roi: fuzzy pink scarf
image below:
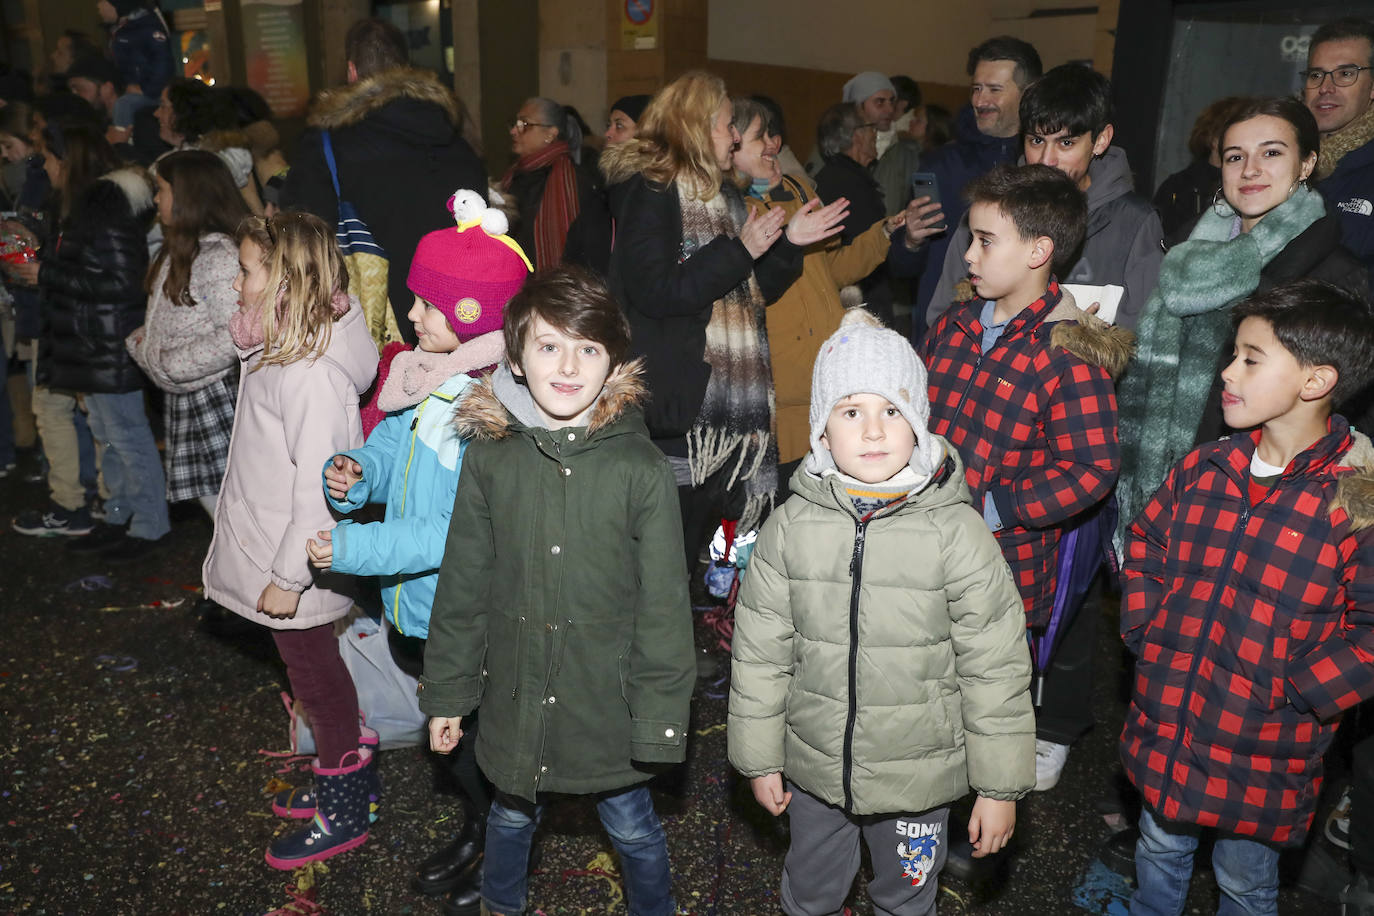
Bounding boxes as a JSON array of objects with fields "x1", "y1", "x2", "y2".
[
  {"x1": 375, "y1": 329, "x2": 505, "y2": 412},
  {"x1": 230, "y1": 288, "x2": 351, "y2": 351}
]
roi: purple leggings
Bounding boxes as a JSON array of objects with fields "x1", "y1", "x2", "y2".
[{"x1": 273, "y1": 624, "x2": 361, "y2": 768}]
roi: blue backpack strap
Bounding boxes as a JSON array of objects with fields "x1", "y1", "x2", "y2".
[{"x1": 321, "y1": 130, "x2": 342, "y2": 199}]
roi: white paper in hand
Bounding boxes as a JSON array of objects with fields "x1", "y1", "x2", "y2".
[{"x1": 1061, "y1": 283, "x2": 1124, "y2": 325}]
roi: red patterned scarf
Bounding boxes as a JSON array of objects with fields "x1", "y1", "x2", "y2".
[{"x1": 502, "y1": 140, "x2": 580, "y2": 272}]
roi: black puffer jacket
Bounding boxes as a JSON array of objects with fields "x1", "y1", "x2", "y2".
[{"x1": 37, "y1": 167, "x2": 154, "y2": 394}]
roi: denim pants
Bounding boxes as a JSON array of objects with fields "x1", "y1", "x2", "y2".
[
  {"x1": 483, "y1": 785, "x2": 675, "y2": 915},
  {"x1": 82, "y1": 391, "x2": 169, "y2": 539},
  {"x1": 1131, "y1": 807, "x2": 1280, "y2": 916}
]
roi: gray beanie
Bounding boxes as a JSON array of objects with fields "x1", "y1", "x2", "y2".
[
  {"x1": 806, "y1": 309, "x2": 943, "y2": 477},
  {"x1": 842, "y1": 71, "x2": 896, "y2": 105}
]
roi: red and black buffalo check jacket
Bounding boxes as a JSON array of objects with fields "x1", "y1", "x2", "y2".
[
  {"x1": 920, "y1": 282, "x2": 1126, "y2": 628},
  {"x1": 1120, "y1": 418, "x2": 1374, "y2": 845}
]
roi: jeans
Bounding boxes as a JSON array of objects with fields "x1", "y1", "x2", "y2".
[
  {"x1": 483, "y1": 785, "x2": 675, "y2": 915},
  {"x1": 1131, "y1": 807, "x2": 1280, "y2": 916},
  {"x1": 83, "y1": 391, "x2": 169, "y2": 539}
]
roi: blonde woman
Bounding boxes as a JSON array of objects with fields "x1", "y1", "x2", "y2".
[{"x1": 601, "y1": 71, "x2": 848, "y2": 561}]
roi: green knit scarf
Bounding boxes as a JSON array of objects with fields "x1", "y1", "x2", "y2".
[{"x1": 1115, "y1": 184, "x2": 1327, "y2": 548}]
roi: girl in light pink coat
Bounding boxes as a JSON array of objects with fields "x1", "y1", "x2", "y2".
[{"x1": 202, "y1": 211, "x2": 379, "y2": 870}]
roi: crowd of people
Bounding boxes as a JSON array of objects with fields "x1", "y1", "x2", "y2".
[{"x1": 5, "y1": 5, "x2": 1374, "y2": 915}]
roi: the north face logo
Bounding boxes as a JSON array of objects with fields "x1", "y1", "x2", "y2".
[{"x1": 1337, "y1": 197, "x2": 1374, "y2": 217}]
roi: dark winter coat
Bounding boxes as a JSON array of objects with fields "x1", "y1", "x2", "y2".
[
  {"x1": 1121, "y1": 419, "x2": 1374, "y2": 845},
  {"x1": 912, "y1": 105, "x2": 1021, "y2": 321},
  {"x1": 599, "y1": 148, "x2": 804, "y2": 452},
  {"x1": 1189, "y1": 211, "x2": 1371, "y2": 446},
  {"x1": 562, "y1": 179, "x2": 630, "y2": 277},
  {"x1": 815, "y1": 153, "x2": 894, "y2": 320},
  {"x1": 417, "y1": 363, "x2": 697, "y2": 803},
  {"x1": 37, "y1": 167, "x2": 153, "y2": 393},
  {"x1": 926, "y1": 147, "x2": 1164, "y2": 332},
  {"x1": 504, "y1": 160, "x2": 599, "y2": 269},
  {"x1": 281, "y1": 68, "x2": 487, "y2": 345},
  {"x1": 920, "y1": 283, "x2": 1133, "y2": 628},
  {"x1": 1319, "y1": 137, "x2": 1374, "y2": 280},
  {"x1": 1152, "y1": 157, "x2": 1221, "y2": 239},
  {"x1": 109, "y1": 9, "x2": 172, "y2": 100}
]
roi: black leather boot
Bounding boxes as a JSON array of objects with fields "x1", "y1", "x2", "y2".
[
  {"x1": 440, "y1": 858, "x2": 483, "y2": 916},
  {"x1": 412, "y1": 812, "x2": 486, "y2": 896}
]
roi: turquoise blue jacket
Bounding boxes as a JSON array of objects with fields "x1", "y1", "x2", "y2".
[{"x1": 324, "y1": 373, "x2": 473, "y2": 637}]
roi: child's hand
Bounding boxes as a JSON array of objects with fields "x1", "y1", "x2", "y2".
[
  {"x1": 324, "y1": 454, "x2": 363, "y2": 500},
  {"x1": 428, "y1": 716, "x2": 464, "y2": 754},
  {"x1": 750, "y1": 773, "x2": 793, "y2": 816},
  {"x1": 968, "y1": 796, "x2": 1015, "y2": 858},
  {"x1": 257, "y1": 582, "x2": 301, "y2": 619},
  {"x1": 306, "y1": 529, "x2": 333, "y2": 569}
]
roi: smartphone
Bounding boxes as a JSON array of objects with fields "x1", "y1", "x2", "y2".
[{"x1": 909, "y1": 172, "x2": 945, "y2": 231}]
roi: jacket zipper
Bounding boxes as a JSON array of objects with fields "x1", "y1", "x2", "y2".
[
  {"x1": 389, "y1": 407, "x2": 425, "y2": 633},
  {"x1": 842, "y1": 518, "x2": 869, "y2": 813},
  {"x1": 1155, "y1": 466, "x2": 1277, "y2": 811},
  {"x1": 512, "y1": 615, "x2": 526, "y2": 700}
]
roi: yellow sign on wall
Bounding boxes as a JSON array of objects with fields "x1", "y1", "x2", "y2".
[{"x1": 621, "y1": 0, "x2": 657, "y2": 51}]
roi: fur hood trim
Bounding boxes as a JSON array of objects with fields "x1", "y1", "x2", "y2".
[
  {"x1": 598, "y1": 140, "x2": 656, "y2": 187},
  {"x1": 100, "y1": 166, "x2": 154, "y2": 215},
  {"x1": 453, "y1": 358, "x2": 648, "y2": 441},
  {"x1": 307, "y1": 67, "x2": 460, "y2": 130},
  {"x1": 1334, "y1": 429, "x2": 1374, "y2": 532},
  {"x1": 1045, "y1": 294, "x2": 1136, "y2": 379}
]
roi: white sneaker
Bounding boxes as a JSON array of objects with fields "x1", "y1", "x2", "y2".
[{"x1": 1034, "y1": 739, "x2": 1070, "y2": 791}]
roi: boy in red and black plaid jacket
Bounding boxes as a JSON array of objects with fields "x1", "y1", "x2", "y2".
[
  {"x1": 920, "y1": 164, "x2": 1130, "y2": 794},
  {"x1": 1121, "y1": 279, "x2": 1374, "y2": 914}
]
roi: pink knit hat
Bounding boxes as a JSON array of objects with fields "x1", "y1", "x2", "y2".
[{"x1": 407, "y1": 190, "x2": 532, "y2": 343}]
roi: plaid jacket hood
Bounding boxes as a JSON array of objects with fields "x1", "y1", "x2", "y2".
[
  {"x1": 920, "y1": 281, "x2": 1125, "y2": 627},
  {"x1": 1120, "y1": 417, "x2": 1374, "y2": 845}
]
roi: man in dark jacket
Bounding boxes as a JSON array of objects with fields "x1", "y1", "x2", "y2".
[
  {"x1": 926, "y1": 64, "x2": 1163, "y2": 332},
  {"x1": 1304, "y1": 17, "x2": 1374, "y2": 281},
  {"x1": 281, "y1": 18, "x2": 486, "y2": 344},
  {"x1": 908, "y1": 36, "x2": 1042, "y2": 338}
]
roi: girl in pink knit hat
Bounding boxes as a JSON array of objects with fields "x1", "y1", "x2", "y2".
[{"x1": 305, "y1": 190, "x2": 531, "y2": 912}]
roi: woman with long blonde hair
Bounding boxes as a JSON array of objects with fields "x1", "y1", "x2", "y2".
[
  {"x1": 202, "y1": 209, "x2": 381, "y2": 871},
  {"x1": 600, "y1": 70, "x2": 849, "y2": 560}
]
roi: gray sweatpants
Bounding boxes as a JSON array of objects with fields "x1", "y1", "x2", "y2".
[{"x1": 781, "y1": 782, "x2": 949, "y2": 916}]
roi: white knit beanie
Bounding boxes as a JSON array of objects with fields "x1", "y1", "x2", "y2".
[
  {"x1": 842, "y1": 71, "x2": 896, "y2": 105},
  {"x1": 806, "y1": 309, "x2": 943, "y2": 477}
]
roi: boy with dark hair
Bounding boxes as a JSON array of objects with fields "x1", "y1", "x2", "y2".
[
  {"x1": 1121, "y1": 278, "x2": 1374, "y2": 915},
  {"x1": 927, "y1": 63, "x2": 1163, "y2": 332},
  {"x1": 420, "y1": 265, "x2": 696, "y2": 916},
  {"x1": 920, "y1": 163, "x2": 1131, "y2": 800}
]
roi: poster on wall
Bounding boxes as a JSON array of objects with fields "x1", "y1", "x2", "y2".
[
  {"x1": 241, "y1": 0, "x2": 310, "y2": 119},
  {"x1": 621, "y1": 0, "x2": 657, "y2": 51}
]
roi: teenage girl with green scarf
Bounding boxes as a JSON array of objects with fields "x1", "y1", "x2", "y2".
[{"x1": 1115, "y1": 96, "x2": 1368, "y2": 547}]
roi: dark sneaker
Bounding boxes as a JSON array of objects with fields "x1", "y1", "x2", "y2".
[
  {"x1": 12, "y1": 502, "x2": 95, "y2": 537},
  {"x1": 66, "y1": 522, "x2": 129, "y2": 553},
  {"x1": 103, "y1": 532, "x2": 170, "y2": 562}
]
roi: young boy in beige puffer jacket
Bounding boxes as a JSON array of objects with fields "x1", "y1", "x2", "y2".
[{"x1": 728, "y1": 309, "x2": 1035, "y2": 916}]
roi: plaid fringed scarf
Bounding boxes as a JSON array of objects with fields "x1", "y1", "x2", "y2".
[
  {"x1": 680, "y1": 181, "x2": 777, "y2": 532},
  {"x1": 502, "y1": 140, "x2": 580, "y2": 272}
]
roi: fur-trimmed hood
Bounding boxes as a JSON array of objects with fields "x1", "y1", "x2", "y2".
[
  {"x1": 1045, "y1": 292, "x2": 1137, "y2": 379},
  {"x1": 307, "y1": 67, "x2": 460, "y2": 131},
  {"x1": 597, "y1": 139, "x2": 656, "y2": 188},
  {"x1": 1334, "y1": 428, "x2": 1374, "y2": 532},
  {"x1": 98, "y1": 166, "x2": 155, "y2": 216},
  {"x1": 453, "y1": 358, "x2": 649, "y2": 441}
]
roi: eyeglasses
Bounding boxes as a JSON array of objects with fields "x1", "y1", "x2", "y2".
[
  {"x1": 510, "y1": 118, "x2": 554, "y2": 132},
  {"x1": 1301, "y1": 65, "x2": 1373, "y2": 88}
]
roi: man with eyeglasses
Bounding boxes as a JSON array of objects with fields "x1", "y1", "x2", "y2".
[{"x1": 1303, "y1": 17, "x2": 1374, "y2": 278}]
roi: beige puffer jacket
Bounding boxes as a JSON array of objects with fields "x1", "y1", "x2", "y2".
[{"x1": 728, "y1": 440, "x2": 1035, "y2": 815}]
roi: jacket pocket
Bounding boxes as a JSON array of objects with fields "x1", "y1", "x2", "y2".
[{"x1": 223, "y1": 497, "x2": 283, "y2": 573}]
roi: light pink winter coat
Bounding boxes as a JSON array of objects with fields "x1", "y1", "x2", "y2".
[{"x1": 203, "y1": 302, "x2": 379, "y2": 630}]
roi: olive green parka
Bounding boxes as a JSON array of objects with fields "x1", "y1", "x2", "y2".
[
  {"x1": 728, "y1": 441, "x2": 1036, "y2": 815},
  {"x1": 418, "y1": 361, "x2": 696, "y2": 803}
]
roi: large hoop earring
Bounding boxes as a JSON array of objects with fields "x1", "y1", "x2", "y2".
[{"x1": 1211, "y1": 187, "x2": 1234, "y2": 218}]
